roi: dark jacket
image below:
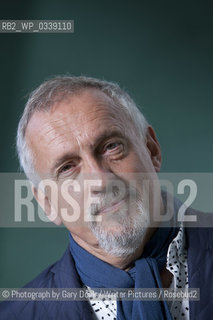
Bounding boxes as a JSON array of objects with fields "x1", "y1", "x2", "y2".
[{"x1": 0, "y1": 213, "x2": 213, "y2": 319}]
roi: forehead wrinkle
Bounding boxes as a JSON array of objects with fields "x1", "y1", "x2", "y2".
[
  {"x1": 28, "y1": 88, "x2": 126, "y2": 140},
  {"x1": 41, "y1": 104, "x2": 111, "y2": 134},
  {"x1": 73, "y1": 112, "x2": 125, "y2": 146},
  {"x1": 35, "y1": 90, "x2": 125, "y2": 140},
  {"x1": 28, "y1": 90, "x2": 131, "y2": 154},
  {"x1": 50, "y1": 119, "x2": 125, "y2": 154},
  {"x1": 35, "y1": 111, "x2": 119, "y2": 153},
  {"x1": 46, "y1": 131, "x2": 72, "y2": 148}
]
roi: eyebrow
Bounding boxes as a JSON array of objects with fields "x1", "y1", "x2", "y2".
[{"x1": 50, "y1": 129, "x2": 127, "y2": 175}]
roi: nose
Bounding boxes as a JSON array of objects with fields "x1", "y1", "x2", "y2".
[{"x1": 82, "y1": 153, "x2": 113, "y2": 194}]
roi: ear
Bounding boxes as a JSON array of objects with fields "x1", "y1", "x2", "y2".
[
  {"x1": 146, "y1": 126, "x2": 162, "y2": 172},
  {"x1": 32, "y1": 185, "x2": 62, "y2": 225}
]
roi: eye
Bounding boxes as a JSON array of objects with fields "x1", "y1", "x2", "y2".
[
  {"x1": 102, "y1": 141, "x2": 124, "y2": 155},
  {"x1": 105, "y1": 142, "x2": 121, "y2": 151},
  {"x1": 59, "y1": 163, "x2": 75, "y2": 174}
]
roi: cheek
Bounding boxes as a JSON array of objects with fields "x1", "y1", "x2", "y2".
[
  {"x1": 57, "y1": 188, "x2": 86, "y2": 227},
  {"x1": 110, "y1": 150, "x2": 157, "y2": 196},
  {"x1": 130, "y1": 146, "x2": 155, "y2": 173}
]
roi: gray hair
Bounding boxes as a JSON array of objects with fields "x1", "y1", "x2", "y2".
[{"x1": 16, "y1": 75, "x2": 149, "y2": 186}]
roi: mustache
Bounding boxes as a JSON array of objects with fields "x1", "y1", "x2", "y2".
[{"x1": 88, "y1": 185, "x2": 139, "y2": 216}]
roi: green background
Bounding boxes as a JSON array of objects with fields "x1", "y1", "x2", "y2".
[{"x1": 0, "y1": 0, "x2": 212, "y2": 288}]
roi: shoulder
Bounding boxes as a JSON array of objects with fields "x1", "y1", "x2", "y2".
[
  {"x1": 184, "y1": 207, "x2": 213, "y2": 249},
  {"x1": 0, "y1": 247, "x2": 82, "y2": 320},
  {"x1": 184, "y1": 208, "x2": 213, "y2": 318},
  {"x1": 26, "y1": 246, "x2": 79, "y2": 288}
]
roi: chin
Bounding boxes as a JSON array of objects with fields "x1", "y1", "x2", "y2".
[{"x1": 88, "y1": 209, "x2": 150, "y2": 257}]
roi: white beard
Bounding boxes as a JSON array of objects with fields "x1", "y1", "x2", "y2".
[{"x1": 87, "y1": 185, "x2": 150, "y2": 257}]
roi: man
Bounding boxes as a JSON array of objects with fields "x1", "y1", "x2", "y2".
[{"x1": 0, "y1": 76, "x2": 212, "y2": 319}]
